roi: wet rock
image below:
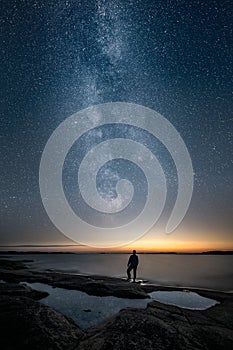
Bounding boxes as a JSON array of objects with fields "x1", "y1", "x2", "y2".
[
  {"x1": 0, "y1": 259, "x2": 28, "y2": 270},
  {"x1": 55, "y1": 277, "x2": 149, "y2": 299},
  {"x1": 0, "y1": 265, "x2": 149, "y2": 299}
]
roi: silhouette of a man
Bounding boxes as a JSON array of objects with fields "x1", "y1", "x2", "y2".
[{"x1": 127, "y1": 250, "x2": 139, "y2": 282}]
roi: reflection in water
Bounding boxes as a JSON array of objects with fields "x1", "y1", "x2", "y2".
[
  {"x1": 150, "y1": 290, "x2": 218, "y2": 310},
  {"x1": 25, "y1": 282, "x2": 219, "y2": 329}
]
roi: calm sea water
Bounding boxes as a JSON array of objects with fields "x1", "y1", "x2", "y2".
[{"x1": 6, "y1": 253, "x2": 233, "y2": 291}]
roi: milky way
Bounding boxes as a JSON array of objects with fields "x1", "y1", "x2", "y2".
[{"x1": 0, "y1": 0, "x2": 232, "y2": 246}]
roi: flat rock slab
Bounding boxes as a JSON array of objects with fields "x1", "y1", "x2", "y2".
[{"x1": 0, "y1": 260, "x2": 149, "y2": 299}]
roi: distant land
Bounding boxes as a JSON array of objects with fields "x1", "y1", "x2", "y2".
[{"x1": 0, "y1": 250, "x2": 233, "y2": 255}]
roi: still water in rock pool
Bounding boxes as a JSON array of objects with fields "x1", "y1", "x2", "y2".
[{"x1": 24, "y1": 282, "x2": 219, "y2": 329}]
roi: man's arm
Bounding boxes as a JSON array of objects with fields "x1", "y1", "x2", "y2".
[{"x1": 128, "y1": 255, "x2": 132, "y2": 266}]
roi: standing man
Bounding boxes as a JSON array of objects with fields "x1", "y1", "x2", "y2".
[{"x1": 127, "y1": 250, "x2": 139, "y2": 282}]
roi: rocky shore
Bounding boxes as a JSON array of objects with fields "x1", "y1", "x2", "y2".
[{"x1": 0, "y1": 258, "x2": 232, "y2": 349}]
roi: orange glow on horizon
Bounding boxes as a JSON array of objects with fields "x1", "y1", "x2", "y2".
[
  {"x1": 3, "y1": 227, "x2": 232, "y2": 253},
  {"x1": 120, "y1": 240, "x2": 233, "y2": 253},
  {"x1": 70, "y1": 227, "x2": 233, "y2": 253}
]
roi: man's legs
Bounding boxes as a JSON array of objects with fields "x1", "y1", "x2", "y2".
[
  {"x1": 127, "y1": 265, "x2": 132, "y2": 280},
  {"x1": 133, "y1": 267, "x2": 137, "y2": 282}
]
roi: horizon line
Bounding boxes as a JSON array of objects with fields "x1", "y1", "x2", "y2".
[{"x1": 0, "y1": 246, "x2": 232, "y2": 254}]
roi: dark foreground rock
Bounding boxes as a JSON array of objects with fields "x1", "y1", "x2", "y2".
[
  {"x1": 0, "y1": 295, "x2": 84, "y2": 350},
  {"x1": 1, "y1": 292, "x2": 232, "y2": 350},
  {"x1": 78, "y1": 298, "x2": 233, "y2": 350},
  {"x1": 0, "y1": 258, "x2": 233, "y2": 349},
  {"x1": 0, "y1": 258, "x2": 29, "y2": 270}
]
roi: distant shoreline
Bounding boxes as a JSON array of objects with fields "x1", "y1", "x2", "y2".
[{"x1": 0, "y1": 250, "x2": 233, "y2": 255}]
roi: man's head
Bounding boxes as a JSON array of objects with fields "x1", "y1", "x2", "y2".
[{"x1": 133, "y1": 250, "x2": 136, "y2": 255}]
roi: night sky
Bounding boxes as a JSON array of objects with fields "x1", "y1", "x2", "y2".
[{"x1": 1, "y1": 0, "x2": 232, "y2": 250}]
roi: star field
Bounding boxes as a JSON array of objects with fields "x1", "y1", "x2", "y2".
[{"x1": 0, "y1": 0, "x2": 232, "y2": 246}]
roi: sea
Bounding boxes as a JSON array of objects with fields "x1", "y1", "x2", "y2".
[{"x1": 5, "y1": 253, "x2": 233, "y2": 292}]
